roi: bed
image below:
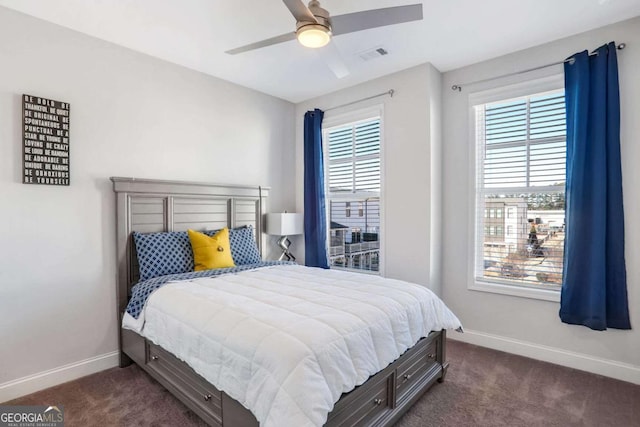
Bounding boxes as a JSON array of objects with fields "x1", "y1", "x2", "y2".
[{"x1": 111, "y1": 177, "x2": 461, "y2": 427}]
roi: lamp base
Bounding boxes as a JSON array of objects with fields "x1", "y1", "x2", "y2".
[{"x1": 277, "y1": 235, "x2": 296, "y2": 262}]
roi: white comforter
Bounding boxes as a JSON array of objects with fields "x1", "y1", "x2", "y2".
[{"x1": 124, "y1": 264, "x2": 461, "y2": 427}]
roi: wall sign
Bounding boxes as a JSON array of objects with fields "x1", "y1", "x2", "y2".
[{"x1": 22, "y1": 94, "x2": 70, "y2": 185}]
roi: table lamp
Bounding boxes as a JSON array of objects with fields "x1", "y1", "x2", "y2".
[{"x1": 266, "y1": 212, "x2": 303, "y2": 261}]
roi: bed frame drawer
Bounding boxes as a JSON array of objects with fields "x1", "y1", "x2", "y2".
[
  {"x1": 146, "y1": 342, "x2": 223, "y2": 426},
  {"x1": 395, "y1": 338, "x2": 439, "y2": 404},
  {"x1": 327, "y1": 372, "x2": 393, "y2": 427}
]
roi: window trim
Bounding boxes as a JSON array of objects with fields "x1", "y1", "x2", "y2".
[
  {"x1": 467, "y1": 75, "x2": 564, "y2": 302},
  {"x1": 323, "y1": 104, "x2": 385, "y2": 276}
]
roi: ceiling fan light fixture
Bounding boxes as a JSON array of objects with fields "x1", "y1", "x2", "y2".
[{"x1": 296, "y1": 23, "x2": 331, "y2": 48}]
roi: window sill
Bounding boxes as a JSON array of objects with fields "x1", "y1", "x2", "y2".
[{"x1": 470, "y1": 280, "x2": 560, "y2": 302}]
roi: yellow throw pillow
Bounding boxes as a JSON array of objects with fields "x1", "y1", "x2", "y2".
[{"x1": 187, "y1": 228, "x2": 236, "y2": 271}]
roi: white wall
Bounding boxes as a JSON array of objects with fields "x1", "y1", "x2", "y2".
[
  {"x1": 0, "y1": 6, "x2": 295, "y2": 398},
  {"x1": 442, "y1": 17, "x2": 640, "y2": 382},
  {"x1": 295, "y1": 64, "x2": 443, "y2": 294}
]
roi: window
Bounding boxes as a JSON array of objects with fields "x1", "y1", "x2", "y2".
[
  {"x1": 324, "y1": 113, "x2": 382, "y2": 273},
  {"x1": 472, "y1": 82, "x2": 566, "y2": 297}
]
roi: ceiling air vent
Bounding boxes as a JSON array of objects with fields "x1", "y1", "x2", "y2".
[{"x1": 356, "y1": 47, "x2": 389, "y2": 62}]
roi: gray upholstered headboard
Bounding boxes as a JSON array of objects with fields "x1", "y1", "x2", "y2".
[{"x1": 110, "y1": 177, "x2": 269, "y2": 322}]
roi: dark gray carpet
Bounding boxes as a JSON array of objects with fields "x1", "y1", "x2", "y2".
[{"x1": 6, "y1": 340, "x2": 640, "y2": 426}]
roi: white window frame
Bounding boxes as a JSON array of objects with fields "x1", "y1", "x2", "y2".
[
  {"x1": 467, "y1": 75, "x2": 564, "y2": 302},
  {"x1": 323, "y1": 105, "x2": 385, "y2": 275}
]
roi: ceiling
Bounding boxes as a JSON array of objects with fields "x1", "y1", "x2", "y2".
[{"x1": 1, "y1": 0, "x2": 639, "y2": 103}]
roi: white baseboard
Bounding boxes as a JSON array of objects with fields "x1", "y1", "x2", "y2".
[
  {"x1": 0, "y1": 351, "x2": 120, "y2": 403},
  {"x1": 449, "y1": 329, "x2": 640, "y2": 385}
]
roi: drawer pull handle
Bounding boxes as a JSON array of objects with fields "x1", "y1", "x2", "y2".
[
  {"x1": 151, "y1": 355, "x2": 159, "y2": 361},
  {"x1": 403, "y1": 374, "x2": 412, "y2": 381},
  {"x1": 373, "y1": 398, "x2": 383, "y2": 406},
  {"x1": 204, "y1": 394, "x2": 212, "y2": 402},
  {"x1": 427, "y1": 353, "x2": 436, "y2": 359}
]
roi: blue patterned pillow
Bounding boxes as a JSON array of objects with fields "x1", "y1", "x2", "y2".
[
  {"x1": 229, "y1": 225, "x2": 262, "y2": 265},
  {"x1": 205, "y1": 226, "x2": 261, "y2": 265},
  {"x1": 133, "y1": 231, "x2": 194, "y2": 281}
]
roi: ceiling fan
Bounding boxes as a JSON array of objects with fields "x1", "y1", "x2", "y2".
[{"x1": 225, "y1": 0, "x2": 423, "y2": 77}]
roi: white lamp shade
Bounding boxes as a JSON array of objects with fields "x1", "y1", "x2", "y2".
[{"x1": 266, "y1": 213, "x2": 303, "y2": 236}]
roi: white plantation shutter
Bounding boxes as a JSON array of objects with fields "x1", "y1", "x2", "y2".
[
  {"x1": 355, "y1": 158, "x2": 380, "y2": 192},
  {"x1": 475, "y1": 90, "x2": 566, "y2": 290},
  {"x1": 481, "y1": 92, "x2": 566, "y2": 189},
  {"x1": 328, "y1": 118, "x2": 381, "y2": 194}
]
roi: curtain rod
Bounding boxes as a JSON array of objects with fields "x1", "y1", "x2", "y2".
[
  {"x1": 451, "y1": 42, "x2": 626, "y2": 92},
  {"x1": 324, "y1": 89, "x2": 394, "y2": 112}
]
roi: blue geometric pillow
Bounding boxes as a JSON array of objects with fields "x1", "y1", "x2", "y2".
[
  {"x1": 204, "y1": 225, "x2": 261, "y2": 265},
  {"x1": 133, "y1": 231, "x2": 194, "y2": 281},
  {"x1": 229, "y1": 225, "x2": 262, "y2": 265}
]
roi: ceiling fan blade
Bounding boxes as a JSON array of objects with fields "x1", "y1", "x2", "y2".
[
  {"x1": 331, "y1": 4, "x2": 423, "y2": 36},
  {"x1": 282, "y1": 0, "x2": 318, "y2": 23},
  {"x1": 225, "y1": 32, "x2": 297, "y2": 55},
  {"x1": 317, "y1": 43, "x2": 350, "y2": 79}
]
